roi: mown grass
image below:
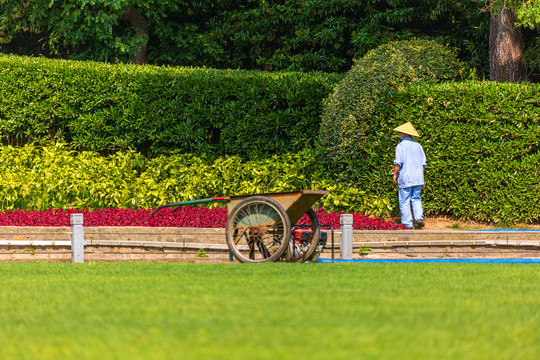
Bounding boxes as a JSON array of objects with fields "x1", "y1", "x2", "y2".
[{"x1": 0, "y1": 263, "x2": 538, "y2": 360}]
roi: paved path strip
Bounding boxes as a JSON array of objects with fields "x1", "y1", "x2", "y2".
[
  {"x1": 2, "y1": 228, "x2": 540, "y2": 249},
  {"x1": 1, "y1": 228, "x2": 540, "y2": 262}
]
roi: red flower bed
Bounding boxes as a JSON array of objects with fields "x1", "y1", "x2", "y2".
[
  {"x1": 0, "y1": 207, "x2": 405, "y2": 230},
  {"x1": 298, "y1": 209, "x2": 406, "y2": 230}
]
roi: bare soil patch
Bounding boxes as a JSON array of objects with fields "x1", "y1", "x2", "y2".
[{"x1": 405, "y1": 216, "x2": 540, "y2": 231}]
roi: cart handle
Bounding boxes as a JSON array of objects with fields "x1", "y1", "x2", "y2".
[{"x1": 151, "y1": 197, "x2": 230, "y2": 215}]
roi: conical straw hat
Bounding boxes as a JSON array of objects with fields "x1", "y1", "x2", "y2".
[{"x1": 393, "y1": 122, "x2": 419, "y2": 137}]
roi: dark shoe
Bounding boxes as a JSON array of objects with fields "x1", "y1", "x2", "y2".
[{"x1": 415, "y1": 219, "x2": 425, "y2": 229}]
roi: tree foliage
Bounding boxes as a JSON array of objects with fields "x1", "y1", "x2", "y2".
[
  {"x1": 0, "y1": 0, "x2": 179, "y2": 63},
  {"x1": 478, "y1": 0, "x2": 540, "y2": 28},
  {"x1": 514, "y1": 0, "x2": 540, "y2": 29},
  {"x1": 1, "y1": 1, "x2": 491, "y2": 74},
  {"x1": 475, "y1": 1, "x2": 540, "y2": 80}
]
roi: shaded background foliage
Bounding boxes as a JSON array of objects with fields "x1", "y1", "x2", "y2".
[{"x1": 0, "y1": 0, "x2": 499, "y2": 76}]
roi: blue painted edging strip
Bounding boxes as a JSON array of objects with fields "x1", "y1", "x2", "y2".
[
  {"x1": 468, "y1": 229, "x2": 540, "y2": 232},
  {"x1": 317, "y1": 258, "x2": 540, "y2": 264}
]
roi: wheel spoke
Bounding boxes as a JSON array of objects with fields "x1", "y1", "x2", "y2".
[
  {"x1": 256, "y1": 239, "x2": 271, "y2": 258},
  {"x1": 257, "y1": 203, "x2": 263, "y2": 227},
  {"x1": 248, "y1": 238, "x2": 255, "y2": 259},
  {"x1": 233, "y1": 228, "x2": 248, "y2": 245},
  {"x1": 260, "y1": 231, "x2": 281, "y2": 242}
]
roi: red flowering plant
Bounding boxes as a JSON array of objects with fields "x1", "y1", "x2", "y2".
[
  {"x1": 0, "y1": 207, "x2": 404, "y2": 229},
  {"x1": 296, "y1": 209, "x2": 406, "y2": 230}
]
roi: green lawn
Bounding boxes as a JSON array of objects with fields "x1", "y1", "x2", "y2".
[{"x1": 0, "y1": 263, "x2": 538, "y2": 360}]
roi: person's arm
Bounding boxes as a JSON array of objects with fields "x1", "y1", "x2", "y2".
[
  {"x1": 393, "y1": 164, "x2": 400, "y2": 184},
  {"x1": 422, "y1": 146, "x2": 427, "y2": 173}
]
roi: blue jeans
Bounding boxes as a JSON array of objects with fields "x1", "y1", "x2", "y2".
[{"x1": 398, "y1": 186, "x2": 423, "y2": 228}]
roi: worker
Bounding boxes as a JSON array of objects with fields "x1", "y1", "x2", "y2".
[{"x1": 392, "y1": 122, "x2": 427, "y2": 229}]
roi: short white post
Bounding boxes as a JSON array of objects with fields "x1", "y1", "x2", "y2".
[
  {"x1": 340, "y1": 214, "x2": 353, "y2": 260},
  {"x1": 71, "y1": 214, "x2": 84, "y2": 263}
]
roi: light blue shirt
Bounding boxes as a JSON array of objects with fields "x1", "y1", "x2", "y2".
[{"x1": 394, "y1": 137, "x2": 427, "y2": 188}]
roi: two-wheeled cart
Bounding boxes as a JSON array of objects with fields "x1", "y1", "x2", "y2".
[{"x1": 151, "y1": 190, "x2": 329, "y2": 263}]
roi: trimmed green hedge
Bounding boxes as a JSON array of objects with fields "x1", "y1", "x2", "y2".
[
  {"x1": 350, "y1": 80, "x2": 540, "y2": 224},
  {"x1": 0, "y1": 55, "x2": 340, "y2": 157}
]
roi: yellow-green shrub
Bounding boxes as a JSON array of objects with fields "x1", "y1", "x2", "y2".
[{"x1": 0, "y1": 144, "x2": 389, "y2": 215}]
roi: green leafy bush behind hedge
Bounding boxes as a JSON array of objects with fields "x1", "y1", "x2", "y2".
[
  {"x1": 0, "y1": 55, "x2": 340, "y2": 158},
  {"x1": 353, "y1": 80, "x2": 540, "y2": 224},
  {"x1": 0, "y1": 144, "x2": 388, "y2": 215},
  {"x1": 1, "y1": 0, "x2": 491, "y2": 75},
  {"x1": 151, "y1": 0, "x2": 488, "y2": 74}
]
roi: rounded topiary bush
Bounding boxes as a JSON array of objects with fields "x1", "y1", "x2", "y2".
[{"x1": 318, "y1": 39, "x2": 463, "y2": 183}]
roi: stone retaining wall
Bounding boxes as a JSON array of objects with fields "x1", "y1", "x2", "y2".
[
  {"x1": 3, "y1": 226, "x2": 540, "y2": 244},
  {"x1": 0, "y1": 245, "x2": 232, "y2": 263},
  {"x1": 1, "y1": 226, "x2": 539, "y2": 262}
]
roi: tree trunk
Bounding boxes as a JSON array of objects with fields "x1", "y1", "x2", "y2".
[
  {"x1": 489, "y1": 8, "x2": 527, "y2": 82},
  {"x1": 123, "y1": 6, "x2": 148, "y2": 65}
]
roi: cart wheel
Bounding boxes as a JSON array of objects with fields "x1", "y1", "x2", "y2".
[
  {"x1": 286, "y1": 209, "x2": 321, "y2": 263},
  {"x1": 226, "y1": 196, "x2": 291, "y2": 263}
]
